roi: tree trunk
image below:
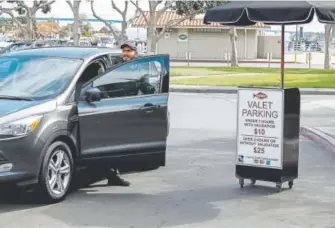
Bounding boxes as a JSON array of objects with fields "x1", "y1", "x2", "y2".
[
  {"x1": 324, "y1": 24, "x2": 332, "y2": 69},
  {"x1": 73, "y1": 10, "x2": 80, "y2": 45},
  {"x1": 119, "y1": 21, "x2": 127, "y2": 45},
  {"x1": 66, "y1": 0, "x2": 81, "y2": 45},
  {"x1": 147, "y1": 35, "x2": 157, "y2": 53},
  {"x1": 119, "y1": 34, "x2": 126, "y2": 45},
  {"x1": 26, "y1": 7, "x2": 38, "y2": 40},
  {"x1": 33, "y1": 19, "x2": 38, "y2": 39},
  {"x1": 229, "y1": 27, "x2": 239, "y2": 67},
  {"x1": 26, "y1": 15, "x2": 34, "y2": 40},
  {"x1": 146, "y1": 11, "x2": 157, "y2": 53},
  {"x1": 26, "y1": 18, "x2": 34, "y2": 40}
]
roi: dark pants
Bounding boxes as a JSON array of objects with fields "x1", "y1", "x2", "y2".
[
  {"x1": 108, "y1": 168, "x2": 119, "y2": 178},
  {"x1": 73, "y1": 166, "x2": 119, "y2": 187}
]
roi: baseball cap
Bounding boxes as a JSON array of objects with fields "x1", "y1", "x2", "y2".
[{"x1": 120, "y1": 41, "x2": 137, "y2": 51}]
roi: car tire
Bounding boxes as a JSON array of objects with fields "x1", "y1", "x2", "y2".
[{"x1": 37, "y1": 141, "x2": 74, "y2": 204}]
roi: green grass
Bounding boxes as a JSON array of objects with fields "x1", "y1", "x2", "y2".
[
  {"x1": 171, "y1": 73, "x2": 335, "y2": 88},
  {"x1": 170, "y1": 66, "x2": 335, "y2": 77}
]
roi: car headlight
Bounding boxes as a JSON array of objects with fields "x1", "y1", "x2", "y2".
[{"x1": 0, "y1": 115, "x2": 43, "y2": 137}]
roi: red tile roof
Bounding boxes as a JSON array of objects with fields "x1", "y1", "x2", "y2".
[{"x1": 132, "y1": 11, "x2": 270, "y2": 29}]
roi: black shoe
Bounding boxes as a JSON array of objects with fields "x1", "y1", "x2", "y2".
[{"x1": 107, "y1": 176, "x2": 130, "y2": 187}]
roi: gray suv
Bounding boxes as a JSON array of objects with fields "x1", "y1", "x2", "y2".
[{"x1": 0, "y1": 47, "x2": 170, "y2": 203}]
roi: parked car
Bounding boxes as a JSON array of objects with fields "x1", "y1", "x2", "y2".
[
  {"x1": 0, "y1": 41, "x2": 34, "y2": 54},
  {"x1": 31, "y1": 40, "x2": 56, "y2": 48},
  {"x1": 0, "y1": 36, "x2": 15, "y2": 49},
  {"x1": 99, "y1": 36, "x2": 116, "y2": 48},
  {"x1": 0, "y1": 40, "x2": 70, "y2": 54},
  {"x1": 79, "y1": 40, "x2": 91, "y2": 46},
  {"x1": 0, "y1": 47, "x2": 170, "y2": 203}
]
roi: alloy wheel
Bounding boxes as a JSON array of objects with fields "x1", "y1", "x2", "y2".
[{"x1": 47, "y1": 149, "x2": 71, "y2": 196}]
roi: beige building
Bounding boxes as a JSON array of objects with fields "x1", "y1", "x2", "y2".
[
  {"x1": 132, "y1": 12, "x2": 270, "y2": 61},
  {"x1": 257, "y1": 36, "x2": 281, "y2": 59}
]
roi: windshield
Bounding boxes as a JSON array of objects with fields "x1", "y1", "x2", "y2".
[{"x1": 0, "y1": 56, "x2": 82, "y2": 100}]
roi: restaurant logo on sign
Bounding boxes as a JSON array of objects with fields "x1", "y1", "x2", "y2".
[{"x1": 253, "y1": 92, "x2": 268, "y2": 99}]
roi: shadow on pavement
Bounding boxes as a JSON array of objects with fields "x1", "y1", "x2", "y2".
[
  {"x1": 0, "y1": 168, "x2": 112, "y2": 214},
  {"x1": 0, "y1": 167, "x2": 167, "y2": 214},
  {"x1": 43, "y1": 184, "x2": 277, "y2": 228},
  {"x1": 0, "y1": 168, "x2": 279, "y2": 228},
  {"x1": 0, "y1": 136, "x2": 279, "y2": 227},
  {"x1": 0, "y1": 179, "x2": 323, "y2": 226},
  {"x1": 0, "y1": 188, "x2": 41, "y2": 213}
]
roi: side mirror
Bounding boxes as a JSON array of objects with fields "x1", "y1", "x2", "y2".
[{"x1": 84, "y1": 87, "x2": 101, "y2": 103}]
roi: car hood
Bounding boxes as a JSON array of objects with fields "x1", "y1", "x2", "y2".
[{"x1": 0, "y1": 99, "x2": 46, "y2": 118}]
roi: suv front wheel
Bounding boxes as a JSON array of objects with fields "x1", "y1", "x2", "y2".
[{"x1": 37, "y1": 141, "x2": 74, "y2": 203}]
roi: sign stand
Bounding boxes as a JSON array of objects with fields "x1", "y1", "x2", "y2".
[{"x1": 235, "y1": 87, "x2": 300, "y2": 192}]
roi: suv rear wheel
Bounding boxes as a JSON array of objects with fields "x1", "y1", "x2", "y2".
[{"x1": 37, "y1": 141, "x2": 74, "y2": 203}]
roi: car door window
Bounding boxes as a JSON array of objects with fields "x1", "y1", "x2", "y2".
[
  {"x1": 92, "y1": 59, "x2": 163, "y2": 99},
  {"x1": 109, "y1": 55, "x2": 123, "y2": 65},
  {"x1": 80, "y1": 60, "x2": 106, "y2": 84},
  {"x1": 77, "y1": 59, "x2": 106, "y2": 101}
]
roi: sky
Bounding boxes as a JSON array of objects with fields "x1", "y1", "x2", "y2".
[
  {"x1": 9, "y1": 0, "x2": 327, "y2": 38},
  {"x1": 34, "y1": 0, "x2": 146, "y2": 38},
  {"x1": 38, "y1": 0, "x2": 137, "y2": 20}
]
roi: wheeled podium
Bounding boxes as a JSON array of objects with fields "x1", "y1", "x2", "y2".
[{"x1": 235, "y1": 87, "x2": 300, "y2": 192}]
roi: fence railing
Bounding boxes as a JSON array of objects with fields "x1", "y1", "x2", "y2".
[
  {"x1": 179, "y1": 51, "x2": 334, "y2": 68},
  {"x1": 286, "y1": 42, "x2": 326, "y2": 53}
]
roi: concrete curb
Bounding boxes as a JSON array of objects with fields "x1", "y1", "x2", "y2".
[
  {"x1": 171, "y1": 59, "x2": 297, "y2": 64},
  {"x1": 300, "y1": 126, "x2": 335, "y2": 152},
  {"x1": 170, "y1": 86, "x2": 237, "y2": 94},
  {"x1": 170, "y1": 86, "x2": 335, "y2": 95}
]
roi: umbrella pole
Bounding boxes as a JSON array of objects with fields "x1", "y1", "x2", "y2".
[{"x1": 280, "y1": 24, "x2": 285, "y2": 89}]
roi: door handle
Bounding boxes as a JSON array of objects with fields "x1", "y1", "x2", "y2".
[{"x1": 139, "y1": 103, "x2": 159, "y2": 113}]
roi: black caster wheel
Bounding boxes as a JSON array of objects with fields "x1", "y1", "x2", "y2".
[
  {"x1": 250, "y1": 179, "x2": 256, "y2": 185},
  {"x1": 288, "y1": 181, "x2": 293, "y2": 189},
  {"x1": 239, "y1": 178, "x2": 244, "y2": 188},
  {"x1": 276, "y1": 183, "x2": 282, "y2": 193}
]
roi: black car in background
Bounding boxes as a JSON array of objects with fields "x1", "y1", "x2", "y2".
[
  {"x1": 0, "y1": 47, "x2": 170, "y2": 203},
  {"x1": 0, "y1": 41, "x2": 34, "y2": 54},
  {"x1": 0, "y1": 40, "x2": 70, "y2": 54}
]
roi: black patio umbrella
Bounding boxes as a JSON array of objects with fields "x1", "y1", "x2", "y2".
[{"x1": 204, "y1": 1, "x2": 335, "y2": 88}]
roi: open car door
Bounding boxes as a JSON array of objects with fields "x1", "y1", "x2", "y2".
[{"x1": 78, "y1": 54, "x2": 170, "y2": 169}]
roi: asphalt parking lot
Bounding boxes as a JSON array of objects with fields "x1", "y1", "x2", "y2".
[{"x1": 1, "y1": 93, "x2": 335, "y2": 228}]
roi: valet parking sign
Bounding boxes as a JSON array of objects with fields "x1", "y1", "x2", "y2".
[{"x1": 236, "y1": 88, "x2": 283, "y2": 169}]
